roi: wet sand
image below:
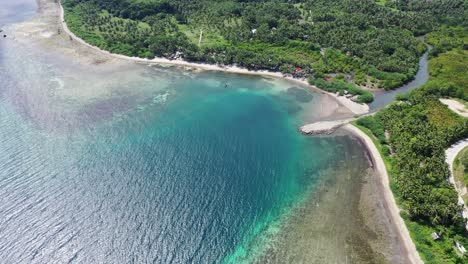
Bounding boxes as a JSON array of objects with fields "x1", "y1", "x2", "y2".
[{"x1": 343, "y1": 124, "x2": 423, "y2": 264}]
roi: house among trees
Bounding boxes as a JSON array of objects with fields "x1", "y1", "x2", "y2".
[
  {"x1": 455, "y1": 241, "x2": 466, "y2": 255},
  {"x1": 431, "y1": 232, "x2": 440, "y2": 241}
]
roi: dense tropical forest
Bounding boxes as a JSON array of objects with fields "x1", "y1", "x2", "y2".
[
  {"x1": 356, "y1": 25, "x2": 468, "y2": 263},
  {"x1": 62, "y1": 0, "x2": 465, "y2": 102}
]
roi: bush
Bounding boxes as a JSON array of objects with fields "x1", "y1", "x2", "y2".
[
  {"x1": 309, "y1": 78, "x2": 374, "y2": 103},
  {"x1": 396, "y1": 93, "x2": 410, "y2": 101},
  {"x1": 356, "y1": 93, "x2": 373, "y2": 104},
  {"x1": 381, "y1": 145, "x2": 391, "y2": 156},
  {"x1": 462, "y1": 154, "x2": 468, "y2": 173},
  {"x1": 356, "y1": 116, "x2": 386, "y2": 144}
]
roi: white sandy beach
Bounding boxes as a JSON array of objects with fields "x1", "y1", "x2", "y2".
[
  {"x1": 8, "y1": 0, "x2": 368, "y2": 116},
  {"x1": 343, "y1": 124, "x2": 423, "y2": 264},
  {"x1": 54, "y1": 0, "x2": 369, "y2": 116}
]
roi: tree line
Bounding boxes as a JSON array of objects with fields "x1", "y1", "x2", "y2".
[
  {"x1": 356, "y1": 24, "x2": 467, "y2": 263},
  {"x1": 62, "y1": 0, "x2": 464, "y2": 94}
]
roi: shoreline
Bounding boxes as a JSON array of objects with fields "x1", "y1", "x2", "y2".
[
  {"x1": 446, "y1": 139, "x2": 468, "y2": 230},
  {"x1": 343, "y1": 124, "x2": 423, "y2": 264},
  {"x1": 10, "y1": 0, "x2": 419, "y2": 262},
  {"x1": 56, "y1": 0, "x2": 369, "y2": 116}
]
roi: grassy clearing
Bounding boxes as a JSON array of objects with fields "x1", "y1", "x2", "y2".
[
  {"x1": 374, "y1": 0, "x2": 387, "y2": 6},
  {"x1": 427, "y1": 100, "x2": 464, "y2": 129},
  {"x1": 177, "y1": 23, "x2": 227, "y2": 47},
  {"x1": 430, "y1": 50, "x2": 468, "y2": 96}
]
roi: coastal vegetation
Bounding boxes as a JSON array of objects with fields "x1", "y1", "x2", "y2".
[
  {"x1": 308, "y1": 77, "x2": 373, "y2": 104},
  {"x1": 356, "y1": 25, "x2": 468, "y2": 263},
  {"x1": 62, "y1": 0, "x2": 463, "y2": 100},
  {"x1": 454, "y1": 147, "x2": 468, "y2": 204}
]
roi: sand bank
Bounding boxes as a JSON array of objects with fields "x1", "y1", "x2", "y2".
[
  {"x1": 343, "y1": 124, "x2": 423, "y2": 264},
  {"x1": 299, "y1": 118, "x2": 354, "y2": 135}
]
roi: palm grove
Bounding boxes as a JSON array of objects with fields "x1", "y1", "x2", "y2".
[
  {"x1": 356, "y1": 25, "x2": 467, "y2": 263},
  {"x1": 63, "y1": 0, "x2": 462, "y2": 102}
]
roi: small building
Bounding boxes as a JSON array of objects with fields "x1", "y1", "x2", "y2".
[
  {"x1": 324, "y1": 77, "x2": 332, "y2": 81},
  {"x1": 431, "y1": 232, "x2": 440, "y2": 240}
]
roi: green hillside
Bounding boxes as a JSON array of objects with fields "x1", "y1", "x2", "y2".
[{"x1": 62, "y1": 0, "x2": 464, "y2": 96}]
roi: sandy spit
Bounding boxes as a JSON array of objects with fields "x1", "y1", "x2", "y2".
[{"x1": 299, "y1": 118, "x2": 355, "y2": 134}]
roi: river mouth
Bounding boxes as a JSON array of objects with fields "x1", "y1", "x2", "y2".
[
  {"x1": 0, "y1": 1, "x2": 408, "y2": 263},
  {"x1": 368, "y1": 50, "x2": 429, "y2": 111}
]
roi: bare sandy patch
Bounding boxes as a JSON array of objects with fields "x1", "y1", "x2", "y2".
[{"x1": 440, "y1": 98, "x2": 468, "y2": 117}]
